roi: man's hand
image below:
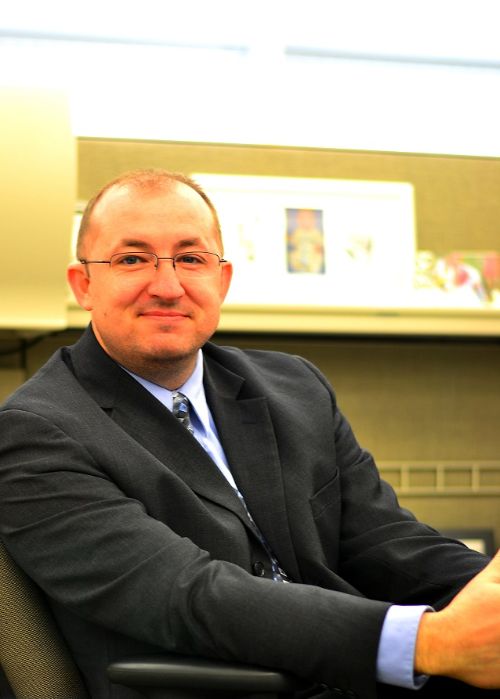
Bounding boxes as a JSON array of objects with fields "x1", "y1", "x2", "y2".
[{"x1": 415, "y1": 549, "x2": 500, "y2": 688}]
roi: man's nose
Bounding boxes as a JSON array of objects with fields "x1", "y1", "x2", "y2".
[{"x1": 147, "y1": 258, "x2": 185, "y2": 296}]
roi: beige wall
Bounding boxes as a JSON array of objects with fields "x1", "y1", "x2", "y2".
[{"x1": 77, "y1": 138, "x2": 500, "y2": 253}]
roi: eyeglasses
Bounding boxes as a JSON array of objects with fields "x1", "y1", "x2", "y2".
[{"x1": 79, "y1": 251, "x2": 227, "y2": 279}]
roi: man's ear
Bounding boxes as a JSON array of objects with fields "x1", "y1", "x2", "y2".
[
  {"x1": 219, "y1": 260, "x2": 233, "y2": 303},
  {"x1": 67, "y1": 263, "x2": 93, "y2": 311}
]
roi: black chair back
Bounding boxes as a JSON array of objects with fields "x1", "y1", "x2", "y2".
[{"x1": 0, "y1": 541, "x2": 88, "y2": 699}]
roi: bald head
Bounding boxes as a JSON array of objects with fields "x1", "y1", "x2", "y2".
[{"x1": 76, "y1": 169, "x2": 223, "y2": 259}]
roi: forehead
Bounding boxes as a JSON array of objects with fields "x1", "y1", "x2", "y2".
[
  {"x1": 86, "y1": 181, "x2": 219, "y2": 251},
  {"x1": 96, "y1": 181, "x2": 212, "y2": 225}
]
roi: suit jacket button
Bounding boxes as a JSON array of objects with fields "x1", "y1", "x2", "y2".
[{"x1": 252, "y1": 561, "x2": 265, "y2": 577}]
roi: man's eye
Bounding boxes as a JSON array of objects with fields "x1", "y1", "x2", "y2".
[
  {"x1": 177, "y1": 254, "x2": 204, "y2": 265},
  {"x1": 116, "y1": 254, "x2": 149, "y2": 266}
]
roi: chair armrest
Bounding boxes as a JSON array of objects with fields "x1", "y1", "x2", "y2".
[{"x1": 108, "y1": 654, "x2": 303, "y2": 694}]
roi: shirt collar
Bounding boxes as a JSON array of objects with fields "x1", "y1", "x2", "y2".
[{"x1": 122, "y1": 350, "x2": 210, "y2": 436}]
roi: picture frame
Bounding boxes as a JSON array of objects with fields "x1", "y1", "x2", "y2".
[{"x1": 193, "y1": 174, "x2": 416, "y2": 309}]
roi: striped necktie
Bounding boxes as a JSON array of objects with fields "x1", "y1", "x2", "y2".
[
  {"x1": 172, "y1": 390, "x2": 290, "y2": 582},
  {"x1": 172, "y1": 391, "x2": 194, "y2": 434}
]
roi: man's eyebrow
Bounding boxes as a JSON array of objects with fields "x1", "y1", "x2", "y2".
[
  {"x1": 117, "y1": 238, "x2": 151, "y2": 249},
  {"x1": 116, "y1": 238, "x2": 203, "y2": 250},
  {"x1": 176, "y1": 238, "x2": 203, "y2": 249}
]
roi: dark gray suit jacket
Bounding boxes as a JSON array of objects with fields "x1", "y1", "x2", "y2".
[{"x1": 0, "y1": 327, "x2": 488, "y2": 698}]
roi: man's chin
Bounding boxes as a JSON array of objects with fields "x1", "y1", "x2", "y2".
[
  {"x1": 142, "y1": 343, "x2": 196, "y2": 364},
  {"x1": 122, "y1": 344, "x2": 199, "y2": 384}
]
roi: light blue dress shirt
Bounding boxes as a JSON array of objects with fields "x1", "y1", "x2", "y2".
[
  {"x1": 127, "y1": 351, "x2": 236, "y2": 488},
  {"x1": 125, "y1": 350, "x2": 429, "y2": 690}
]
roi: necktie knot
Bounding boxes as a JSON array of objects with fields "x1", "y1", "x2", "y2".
[{"x1": 172, "y1": 391, "x2": 194, "y2": 434}]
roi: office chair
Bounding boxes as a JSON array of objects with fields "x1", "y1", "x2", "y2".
[
  {"x1": 0, "y1": 540, "x2": 301, "y2": 698},
  {"x1": 0, "y1": 540, "x2": 87, "y2": 699}
]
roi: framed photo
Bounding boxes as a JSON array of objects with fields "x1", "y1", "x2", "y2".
[
  {"x1": 440, "y1": 528, "x2": 496, "y2": 556},
  {"x1": 193, "y1": 174, "x2": 416, "y2": 308}
]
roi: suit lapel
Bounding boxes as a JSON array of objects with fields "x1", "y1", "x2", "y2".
[
  {"x1": 68, "y1": 328, "x2": 248, "y2": 523},
  {"x1": 204, "y1": 354, "x2": 301, "y2": 582}
]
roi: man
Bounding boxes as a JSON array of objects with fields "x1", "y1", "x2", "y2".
[{"x1": 0, "y1": 169, "x2": 499, "y2": 699}]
